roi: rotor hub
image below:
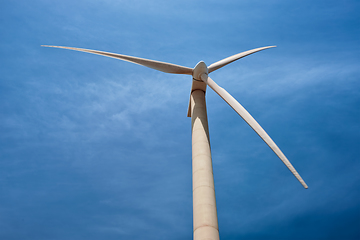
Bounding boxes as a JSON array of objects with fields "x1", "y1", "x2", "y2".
[{"x1": 192, "y1": 61, "x2": 208, "y2": 81}]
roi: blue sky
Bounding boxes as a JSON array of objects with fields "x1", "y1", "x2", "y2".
[{"x1": 1, "y1": 0, "x2": 360, "y2": 239}]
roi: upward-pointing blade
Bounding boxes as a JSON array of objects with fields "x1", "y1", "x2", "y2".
[
  {"x1": 208, "y1": 46, "x2": 276, "y2": 73},
  {"x1": 201, "y1": 74, "x2": 308, "y2": 189},
  {"x1": 41, "y1": 45, "x2": 193, "y2": 75}
]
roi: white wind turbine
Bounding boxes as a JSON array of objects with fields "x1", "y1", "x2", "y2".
[{"x1": 43, "y1": 45, "x2": 308, "y2": 240}]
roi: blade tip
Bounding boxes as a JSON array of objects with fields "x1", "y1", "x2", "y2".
[
  {"x1": 41, "y1": 45, "x2": 58, "y2": 48},
  {"x1": 41, "y1": 45, "x2": 67, "y2": 49}
]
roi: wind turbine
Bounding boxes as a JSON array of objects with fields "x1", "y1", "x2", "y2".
[{"x1": 42, "y1": 45, "x2": 308, "y2": 240}]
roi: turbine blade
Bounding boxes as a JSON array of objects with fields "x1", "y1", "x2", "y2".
[
  {"x1": 208, "y1": 46, "x2": 276, "y2": 73},
  {"x1": 41, "y1": 45, "x2": 193, "y2": 75},
  {"x1": 201, "y1": 74, "x2": 308, "y2": 188}
]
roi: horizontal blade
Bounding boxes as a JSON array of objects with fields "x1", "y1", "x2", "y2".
[
  {"x1": 202, "y1": 74, "x2": 308, "y2": 188},
  {"x1": 208, "y1": 46, "x2": 276, "y2": 73},
  {"x1": 41, "y1": 45, "x2": 193, "y2": 75}
]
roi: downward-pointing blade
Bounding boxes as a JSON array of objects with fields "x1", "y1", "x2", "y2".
[
  {"x1": 41, "y1": 45, "x2": 193, "y2": 75},
  {"x1": 208, "y1": 46, "x2": 276, "y2": 73},
  {"x1": 202, "y1": 74, "x2": 308, "y2": 188}
]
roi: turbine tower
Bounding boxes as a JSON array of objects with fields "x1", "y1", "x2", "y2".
[{"x1": 43, "y1": 45, "x2": 308, "y2": 240}]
